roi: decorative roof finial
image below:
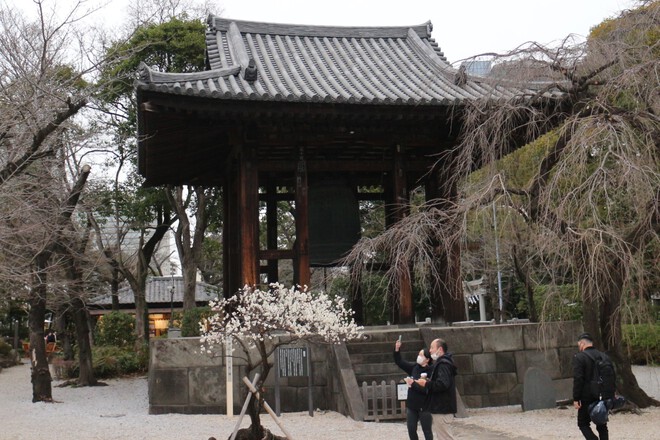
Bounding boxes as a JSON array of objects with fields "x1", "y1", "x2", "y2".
[
  {"x1": 244, "y1": 58, "x2": 258, "y2": 82},
  {"x1": 454, "y1": 65, "x2": 467, "y2": 87}
]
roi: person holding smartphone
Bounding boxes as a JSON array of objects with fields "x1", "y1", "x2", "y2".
[{"x1": 394, "y1": 338, "x2": 433, "y2": 440}]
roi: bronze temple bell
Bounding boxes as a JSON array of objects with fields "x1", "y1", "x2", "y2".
[{"x1": 308, "y1": 179, "x2": 361, "y2": 267}]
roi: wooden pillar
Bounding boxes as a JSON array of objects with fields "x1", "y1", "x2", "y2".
[
  {"x1": 238, "y1": 145, "x2": 259, "y2": 287},
  {"x1": 223, "y1": 134, "x2": 260, "y2": 298},
  {"x1": 392, "y1": 144, "x2": 414, "y2": 324},
  {"x1": 223, "y1": 155, "x2": 239, "y2": 298},
  {"x1": 349, "y1": 265, "x2": 365, "y2": 325},
  {"x1": 265, "y1": 180, "x2": 279, "y2": 284},
  {"x1": 425, "y1": 165, "x2": 465, "y2": 323},
  {"x1": 295, "y1": 149, "x2": 310, "y2": 287}
]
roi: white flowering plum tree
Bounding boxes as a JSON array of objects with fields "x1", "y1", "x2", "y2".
[{"x1": 201, "y1": 283, "x2": 362, "y2": 440}]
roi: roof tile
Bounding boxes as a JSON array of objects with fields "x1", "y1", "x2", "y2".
[{"x1": 136, "y1": 16, "x2": 551, "y2": 105}]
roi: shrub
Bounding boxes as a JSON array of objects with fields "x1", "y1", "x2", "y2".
[
  {"x1": 181, "y1": 306, "x2": 212, "y2": 337},
  {"x1": 623, "y1": 323, "x2": 659, "y2": 365},
  {"x1": 68, "y1": 345, "x2": 147, "y2": 379},
  {"x1": 94, "y1": 312, "x2": 135, "y2": 348},
  {"x1": 0, "y1": 340, "x2": 12, "y2": 356}
]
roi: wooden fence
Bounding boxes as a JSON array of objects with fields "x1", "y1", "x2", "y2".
[{"x1": 360, "y1": 380, "x2": 406, "y2": 421}]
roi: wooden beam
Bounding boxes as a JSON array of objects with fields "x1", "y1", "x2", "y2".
[
  {"x1": 259, "y1": 249, "x2": 295, "y2": 260},
  {"x1": 295, "y1": 151, "x2": 310, "y2": 287}
]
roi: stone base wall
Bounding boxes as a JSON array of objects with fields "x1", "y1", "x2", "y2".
[
  {"x1": 148, "y1": 321, "x2": 582, "y2": 414},
  {"x1": 148, "y1": 338, "x2": 341, "y2": 415},
  {"x1": 419, "y1": 321, "x2": 581, "y2": 408}
]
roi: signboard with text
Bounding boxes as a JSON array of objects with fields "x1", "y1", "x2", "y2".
[{"x1": 277, "y1": 346, "x2": 309, "y2": 377}]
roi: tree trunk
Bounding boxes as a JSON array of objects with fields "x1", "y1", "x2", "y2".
[
  {"x1": 111, "y1": 262, "x2": 120, "y2": 311},
  {"x1": 29, "y1": 255, "x2": 52, "y2": 402},
  {"x1": 578, "y1": 249, "x2": 658, "y2": 407},
  {"x1": 600, "y1": 263, "x2": 658, "y2": 407},
  {"x1": 182, "y1": 254, "x2": 197, "y2": 311},
  {"x1": 128, "y1": 273, "x2": 150, "y2": 345},
  {"x1": 512, "y1": 245, "x2": 537, "y2": 322},
  {"x1": 166, "y1": 186, "x2": 213, "y2": 312},
  {"x1": 55, "y1": 306, "x2": 74, "y2": 361},
  {"x1": 72, "y1": 297, "x2": 96, "y2": 386}
]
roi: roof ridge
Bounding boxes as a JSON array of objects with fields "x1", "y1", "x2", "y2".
[
  {"x1": 138, "y1": 62, "x2": 241, "y2": 83},
  {"x1": 207, "y1": 15, "x2": 432, "y2": 39}
]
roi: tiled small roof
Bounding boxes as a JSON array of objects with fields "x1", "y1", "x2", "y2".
[
  {"x1": 89, "y1": 276, "x2": 219, "y2": 306},
  {"x1": 136, "y1": 16, "x2": 552, "y2": 105}
]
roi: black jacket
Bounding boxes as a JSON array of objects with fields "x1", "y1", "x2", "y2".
[
  {"x1": 572, "y1": 347, "x2": 599, "y2": 403},
  {"x1": 425, "y1": 353, "x2": 458, "y2": 414},
  {"x1": 393, "y1": 350, "x2": 432, "y2": 411}
]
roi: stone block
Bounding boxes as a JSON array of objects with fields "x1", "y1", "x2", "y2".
[
  {"x1": 523, "y1": 321, "x2": 583, "y2": 351},
  {"x1": 522, "y1": 367, "x2": 555, "y2": 411},
  {"x1": 463, "y1": 374, "x2": 489, "y2": 395},
  {"x1": 558, "y1": 347, "x2": 577, "y2": 378},
  {"x1": 481, "y1": 325, "x2": 524, "y2": 352},
  {"x1": 488, "y1": 373, "x2": 517, "y2": 394},
  {"x1": 151, "y1": 338, "x2": 223, "y2": 369},
  {"x1": 463, "y1": 394, "x2": 482, "y2": 408},
  {"x1": 495, "y1": 351, "x2": 516, "y2": 373},
  {"x1": 473, "y1": 353, "x2": 497, "y2": 374},
  {"x1": 452, "y1": 354, "x2": 473, "y2": 374},
  {"x1": 286, "y1": 376, "x2": 309, "y2": 387},
  {"x1": 509, "y1": 383, "x2": 524, "y2": 404},
  {"x1": 515, "y1": 349, "x2": 561, "y2": 380},
  {"x1": 149, "y1": 368, "x2": 189, "y2": 405},
  {"x1": 553, "y1": 378, "x2": 573, "y2": 402},
  {"x1": 455, "y1": 389, "x2": 468, "y2": 418},
  {"x1": 274, "y1": 386, "x2": 298, "y2": 412},
  {"x1": 420, "y1": 327, "x2": 483, "y2": 354},
  {"x1": 484, "y1": 393, "x2": 509, "y2": 407},
  {"x1": 313, "y1": 363, "x2": 329, "y2": 386},
  {"x1": 189, "y1": 367, "x2": 225, "y2": 406},
  {"x1": 309, "y1": 343, "x2": 331, "y2": 362},
  {"x1": 455, "y1": 375, "x2": 464, "y2": 395},
  {"x1": 286, "y1": 386, "x2": 327, "y2": 412}
]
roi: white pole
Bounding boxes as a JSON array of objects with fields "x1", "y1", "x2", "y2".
[
  {"x1": 226, "y1": 335, "x2": 233, "y2": 417},
  {"x1": 492, "y1": 201, "x2": 504, "y2": 323},
  {"x1": 479, "y1": 294, "x2": 487, "y2": 322}
]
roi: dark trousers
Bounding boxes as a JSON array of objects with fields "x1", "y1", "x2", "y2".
[
  {"x1": 577, "y1": 402, "x2": 609, "y2": 440},
  {"x1": 406, "y1": 408, "x2": 433, "y2": 440}
]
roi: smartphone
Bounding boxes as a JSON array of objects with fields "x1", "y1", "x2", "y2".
[{"x1": 398, "y1": 334, "x2": 402, "y2": 342}]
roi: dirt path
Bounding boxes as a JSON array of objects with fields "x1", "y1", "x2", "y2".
[{"x1": 1, "y1": 362, "x2": 658, "y2": 439}]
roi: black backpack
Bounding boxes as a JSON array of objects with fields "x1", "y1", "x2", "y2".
[{"x1": 584, "y1": 349, "x2": 616, "y2": 400}]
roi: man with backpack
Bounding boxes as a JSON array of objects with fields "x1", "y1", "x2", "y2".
[{"x1": 572, "y1": 332, "x2": 616, "y2": 440}]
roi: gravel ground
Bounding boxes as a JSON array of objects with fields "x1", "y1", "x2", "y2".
[{"x1": 1, "y1": 362, "x2": 658, "y2": 440}]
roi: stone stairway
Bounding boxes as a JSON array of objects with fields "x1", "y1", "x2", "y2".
[{"x1": 347, "y1": 328, "x2": 426, "y2": 386}]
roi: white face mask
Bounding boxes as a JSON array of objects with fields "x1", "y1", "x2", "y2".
[
  {"x1": 416, "y1": 355, "x2": 426, "y2": 365},
  {"x1": 431, "y1": 349, "x2": 440, "y2": 361}
]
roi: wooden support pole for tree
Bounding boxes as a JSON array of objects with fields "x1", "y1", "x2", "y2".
[
  {"x1": 230, "y1": 373, "x2": 260, "y2": 440},
  {"x1": 241, "y1": 376, "x2": 295, "y2": 440}
]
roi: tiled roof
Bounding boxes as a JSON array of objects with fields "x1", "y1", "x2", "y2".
[
  {"x1": 89, "y1": 277, "x2": 219, "y2": 306},
  {"x1": 136, "y1": 16, "x2": 554, "y2": 105}
]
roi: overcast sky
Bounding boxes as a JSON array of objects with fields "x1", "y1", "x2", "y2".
[{"x1": 9, "y1": 0, "x2": 634, "y2": 63}]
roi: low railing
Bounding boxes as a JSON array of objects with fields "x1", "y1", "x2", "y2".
[{"x1": 360, "y1": 380, "x2": 405, "y2": 421}]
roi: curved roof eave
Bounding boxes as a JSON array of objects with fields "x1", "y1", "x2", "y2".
[{"x1": 135, "y1": 17, "x2": 552, "y2": 106}]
